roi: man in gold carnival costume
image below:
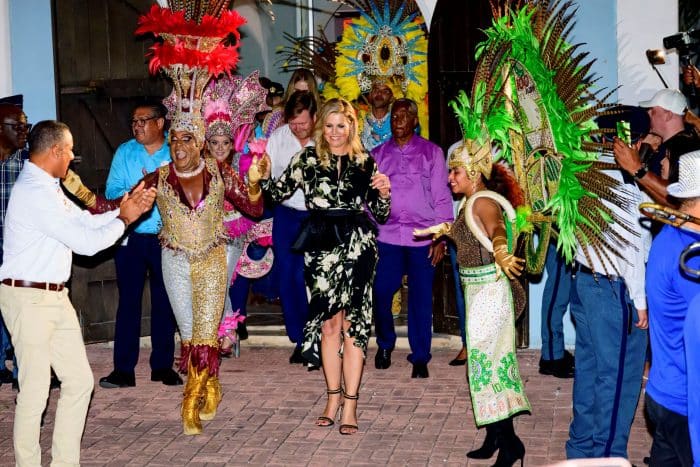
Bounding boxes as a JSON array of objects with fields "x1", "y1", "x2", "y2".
[{"x1": 65, "y1": 0, "x2": 264, "y2": 435}]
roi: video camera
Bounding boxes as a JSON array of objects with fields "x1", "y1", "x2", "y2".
[{"x1": 663, "y1": 29, "x2": 700, "y2": 65}]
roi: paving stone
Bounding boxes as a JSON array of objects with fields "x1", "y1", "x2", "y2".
[{"x1": 0, "y1": 345, "x2": 654, "y2": 466}]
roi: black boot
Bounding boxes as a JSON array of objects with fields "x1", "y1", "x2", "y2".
[
  {"x1": 467, "y1": 422, "x2": 500, "y2": 459},
  {"x1": 491, "y1": 418, "x2": 525, "y2": 467}
]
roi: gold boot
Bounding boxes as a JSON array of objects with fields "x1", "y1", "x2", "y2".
[
  {"x1": 199, "y1": 376, "x2": 222, "y2": 421},
  {"x1": 182, "y1": 363, "x2": 208, "y2": 436}
]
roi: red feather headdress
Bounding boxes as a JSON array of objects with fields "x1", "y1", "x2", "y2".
[{"x1": 135, "y1": 3, "x2": 246, "y2": 143}]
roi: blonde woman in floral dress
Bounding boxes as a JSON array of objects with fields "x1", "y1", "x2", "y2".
[{"x1": 260, "y1": 98, "x2": 391, "y2": 435}]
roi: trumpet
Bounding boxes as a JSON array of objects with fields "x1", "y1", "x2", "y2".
[
  {"x1": 639, "y1": 202, "x2": 700, "y2": 230},
  {"x1": 680, "y1": 241, "x2": 700, "y2": 278}
]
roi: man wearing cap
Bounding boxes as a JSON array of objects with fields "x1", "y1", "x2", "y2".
[
  {"x1": 614, "y1": 89, "x2": 700, "y2": 207},
  {"x1": 644, "y1": 149, "x2": 700, "y2": 467}
]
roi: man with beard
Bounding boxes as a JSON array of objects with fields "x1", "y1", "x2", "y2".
[{"x1": 0, "y1": 120, "x2": 155, "y2": 465}]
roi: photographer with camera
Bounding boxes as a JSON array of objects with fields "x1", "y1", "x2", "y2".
[
  {"x1": 664, "y1": 29, "x2": 699, "y2": 99},
  {"x1": 682, "y1": 65, "x2": 700, "y2": 133},
  {"x1": 614, "y1": 89, "x2": 700, "y2": 208}
]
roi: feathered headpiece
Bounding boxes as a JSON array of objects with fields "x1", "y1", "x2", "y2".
[
  {"x1": 332, "y1": 0, "x2": 427, "y2": 98},
  {"x1": 136, "y1": 1, "x2": 246, "y2": 144},
  {"x1": 463, "y1": 0, "x2": 637, "y2": 275},
  {"x1": 448, "y1": 81, "x2": 519, "y2": 180},
  {"x1": 202, "y1": 71, "x2": 270, "y2": 143},
  {"x1": 278, "y1": 0, "x2": 429, "y2": 136}
]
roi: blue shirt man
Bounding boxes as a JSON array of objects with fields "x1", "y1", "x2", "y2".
[
  {"x1": 98, "y1": 103, "x2": 182, "y2": 388},
  {"x1": 645, "y1": 150, "x2": 700, "y2": 467}
]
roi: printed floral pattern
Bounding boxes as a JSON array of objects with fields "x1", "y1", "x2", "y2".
[
  {"x1": 262, "y1": 147, "x2": 390, "y2": 366},
  {"x1": 497, "y1": 352, "x2": 524, "y2": 394},
  {"x1": 469, "y1": 348, "x2": 493, "y2": 392}
]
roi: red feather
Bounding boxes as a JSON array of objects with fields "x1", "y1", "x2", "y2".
[
  {"x1": 137, "y1": 5, "x2": 245, "y2": 75},
  {"x1": 136, "y1": 5, "x2": 245, "y2": 38},
  {"x1": 146, "y1": 40, "x2": 241, "y2": 76}
]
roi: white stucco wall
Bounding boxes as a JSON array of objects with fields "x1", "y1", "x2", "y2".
[
  {"x1": 0, "y1": 0, "x2": 12, "y2": 96},
  {"x1": 617, "y1": 0, "x2": 679, "y2": 105}
]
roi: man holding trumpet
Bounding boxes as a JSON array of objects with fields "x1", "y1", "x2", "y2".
[{"x1": 643, "y1": 149, "x2": 700, "y2": 467}]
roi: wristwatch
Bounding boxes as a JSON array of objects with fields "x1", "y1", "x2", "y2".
[{"x1": 632, "y1": 166, "x2": 648, "y2": 180}]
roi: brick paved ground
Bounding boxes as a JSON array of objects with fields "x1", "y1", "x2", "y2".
[{"x1": 0, "y1": 345, "x2": 652, "y2": 466}]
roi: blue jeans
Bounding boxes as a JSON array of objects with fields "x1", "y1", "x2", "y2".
[
  {"x1": 373, "y1": 242, "x2": 435, "y2": 364},
  {"x1": 272, "y1": 205, "x2": 309, "y2": 346},
  {"x1": 566, "y1": 271, "x2": 647, "y2": 459},
  {"x1": 540, "y1": 243, "x2": 572, "y2": 360},
  {"x1": 113, "y1": 233, "x2": 177, "y2": 374},
  {"x1": 448, "y1": 244, "x2": 466, "y2": 346}
]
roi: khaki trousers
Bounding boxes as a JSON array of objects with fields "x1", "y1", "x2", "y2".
[{"x1": 0, "y1": 284, "x2": 94, "y2": 467}]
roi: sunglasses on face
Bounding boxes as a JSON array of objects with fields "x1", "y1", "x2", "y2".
[{"x1": 1, "y1": 122, "x2": 32, "y2": 132}]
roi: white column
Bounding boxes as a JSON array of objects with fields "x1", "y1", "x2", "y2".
[
  {"x1": 0, "y1": 0, "x2": 12, "y2": 96},
  {"x1": 617, "y1": 0, "x2": 679, "y2": 104},
  {"x1": 415, "y1": 0, "x2": 436, "y2": 31}
]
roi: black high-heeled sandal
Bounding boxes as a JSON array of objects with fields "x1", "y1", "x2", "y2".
[
  {"x1": 339, "y1": 392, "x2": 359, "y2": 435},
  {"x1": 316, "y1": 388, "x2": 342, "y2": 427}
]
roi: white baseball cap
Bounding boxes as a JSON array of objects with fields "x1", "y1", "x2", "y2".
[
  {"x1": 639, "y1": 89, "x2": 688, "y2": 115},
  {"x1": 668, "y1": 150, "x2": 700, "y2": 198}
]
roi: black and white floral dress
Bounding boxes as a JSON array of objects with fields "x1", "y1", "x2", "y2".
[{"x1": 262, "y1": 147, "x2": 391, "y2": 366}]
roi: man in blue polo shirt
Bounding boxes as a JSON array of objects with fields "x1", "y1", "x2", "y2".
[
  {"x1": 645, "y1": 149, "x2": 700, "y2": 467},
  {"x1": 99, "y1": 102, "x2": 181, "y2": 388}
]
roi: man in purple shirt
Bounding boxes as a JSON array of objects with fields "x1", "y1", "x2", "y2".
[{"x1": 372, "y1": 98, "x2": 454, "y2": 378}]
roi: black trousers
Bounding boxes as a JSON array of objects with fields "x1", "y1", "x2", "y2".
[
  {"x1": 113, "y1": 233, "x2": 176, "y2": 373},
  {"x1": 645, "y1": 393, "x2": 693, "y2": 467}
]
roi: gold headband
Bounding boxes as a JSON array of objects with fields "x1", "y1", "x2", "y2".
[{"x1": 448, "y1": 138, "x2": 493, "y2": 180}]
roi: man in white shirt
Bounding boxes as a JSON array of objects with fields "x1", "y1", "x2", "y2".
[
  {"x1": 566, "y1": 165, "x2": 649, "y2": 460},
  {"x1": 265, "y1": 90, "x2": 317, "y2": 365},
  {"x1": 0, "y1": 120, "x2": 154, "y2": 466}
]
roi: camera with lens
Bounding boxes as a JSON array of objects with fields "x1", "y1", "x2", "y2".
[{"x1": 663, "y1": 29, "x2": 700, "y2": 64}]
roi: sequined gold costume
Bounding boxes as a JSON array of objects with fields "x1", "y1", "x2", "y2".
[
  {"x1": 69, "y1": 156, "x2": 263, "y2": 436},
  {"x1": 145, "y1": 157, "x2": 262, "y2": 373}
]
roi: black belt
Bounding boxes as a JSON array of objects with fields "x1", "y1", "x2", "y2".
[
  {"x1": 2, "y1": 279, "x2": 65, "y2": 291},
  {"x1": 573, "y1": 262, "x2": 621, "y2": 282}
]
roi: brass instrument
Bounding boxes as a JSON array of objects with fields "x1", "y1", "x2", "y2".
[
  {"x1": 639, "y1": 203, "x2": 700, "y2": 278},
  {"x1": 639, "y1": 202, "x2": 700, "y2": 230},
  {"x1": 680, "y1": 242, "x2": 700, "y2": 278}
]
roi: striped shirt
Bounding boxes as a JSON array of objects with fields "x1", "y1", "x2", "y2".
[{"x1": 0, "y1": 148, "x2": 28, "y2": 256}]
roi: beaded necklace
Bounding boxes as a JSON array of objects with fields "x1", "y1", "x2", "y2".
[{"x1": 173, "y1": 159, "x2": 206, "y2": 178}]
